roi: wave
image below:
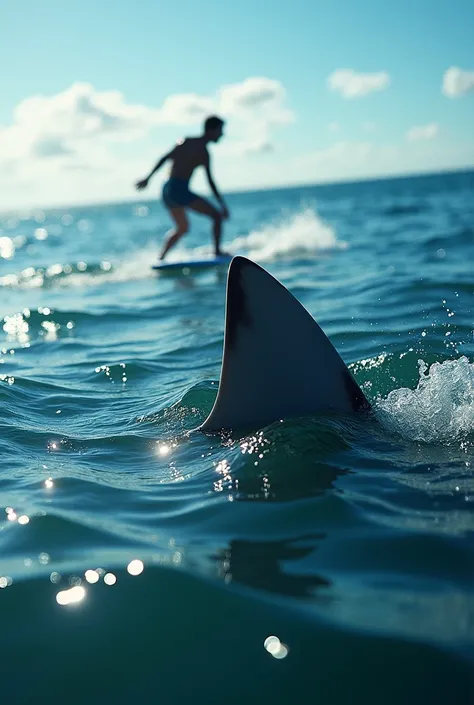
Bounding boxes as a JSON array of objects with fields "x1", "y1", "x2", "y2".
[
  {"x1": 375, "y1": 356, "x2": 474, "y2": 446},
  {"x1": 0, "y1": 248, "x2": 159, "y2": 290},
  {"x1": 1, "y1": 207, "x2": 344, "y2": 291},
  {"x1": 229, "y1": 207, "x2": 346, "y2": 262}
]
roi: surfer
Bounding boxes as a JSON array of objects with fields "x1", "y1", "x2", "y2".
[{"x1": 135, "y1": 116, "x2": 230, "y2": 260}]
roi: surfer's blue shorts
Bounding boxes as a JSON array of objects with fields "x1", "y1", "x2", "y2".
[{"x1": 162, "y1": 178, "x2": 198, "y2": 208}]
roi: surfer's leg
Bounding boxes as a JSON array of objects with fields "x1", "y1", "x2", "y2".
[
  {"x1": 188, "y1": 197, "x2": 227, "y2": 256},
  {"x1": 160, "y1": 208, "x2": 189, "y2": 260}
]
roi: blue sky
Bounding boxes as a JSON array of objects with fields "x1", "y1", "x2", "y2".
[{"x1": 1, "y1": 0, "x2": 473, "y2": 208}]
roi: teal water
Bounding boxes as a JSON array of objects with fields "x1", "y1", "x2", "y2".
[{"x1": 1, "y1": 170, "x2": 474, "y2": 704}]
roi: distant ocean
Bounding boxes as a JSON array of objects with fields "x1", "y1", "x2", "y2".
[{"x1": 1, "y1": 169, "x2": 473, "y2": 704}]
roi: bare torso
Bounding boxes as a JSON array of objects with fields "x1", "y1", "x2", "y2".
[{"x1": 169, "y1": 137, "x2": 209, "y2": 181}]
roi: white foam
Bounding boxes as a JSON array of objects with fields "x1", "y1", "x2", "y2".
[
  {"x1": 1, "y1": 208, "x2": 344, "y2": 290},
  {"x1": 61, "y1": 247, "x2": 159, "y2": 288},
  {"x1": 0, "y1": 246, "x2": 160, "y2": 290},
  {"x1": 231, "y1": 207, "x2": 345, "y2": 262},
  {"x1": 137, "y1": 208, "x2": 343, "y2": 265},
  {"x1": 375, "y1": 356, "x2": 474, "y2": 445},
  {"x1": 176, "y1": 207, "x2": 345, "y2": 263}
]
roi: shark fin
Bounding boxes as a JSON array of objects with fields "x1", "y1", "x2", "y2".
[{"x1": 199, "y1": 256, "x2": 370, "y2": 432}]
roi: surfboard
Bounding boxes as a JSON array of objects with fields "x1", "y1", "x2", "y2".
[{"x1": 152, "y1": 254, "x2": 233, "y2": 272}]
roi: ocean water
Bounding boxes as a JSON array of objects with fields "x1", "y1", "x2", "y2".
[{"x1": 1, "y1": 170, "x2": 474, "y2": 704}]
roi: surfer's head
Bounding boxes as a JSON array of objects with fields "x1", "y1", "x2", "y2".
[{"x1": 204, "y1": 115, "x2": 225, "y2": 142}]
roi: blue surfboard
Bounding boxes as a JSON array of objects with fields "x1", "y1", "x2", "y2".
[{"x1": 152, "y1": 254, "x2": 233, "y2": 272}]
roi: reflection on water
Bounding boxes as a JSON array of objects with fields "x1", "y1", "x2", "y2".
[{"x1": 213, "y1": 536, "x2": 330, "y2": 598}]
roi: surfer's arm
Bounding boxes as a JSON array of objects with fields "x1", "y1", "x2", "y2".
[
  {"x1": 204, "y1": 154, "x2": 229, "y2": 216},
  {"x1": 135, "y1": 148, "x2": 176, "y2": 189}
]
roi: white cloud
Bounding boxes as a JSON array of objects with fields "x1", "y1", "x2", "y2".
[
  {"x1": 217, "y1": 77, "x2": 294, "y2": 154},
  {"x1": 288, "y1": 140, "x2": 393, "y2": 185},
  {"x1": 327, "y1": 69, "x2": 390, "y2": 98},
  {"x1": 288, "y1": 137, "x2": 474, "y2": 189},
  {"x1": 158, "y1": 93, "x2": 215, "y2": 124},
  {"x1": 362, "y1": 121, "x2": 376, "y2": 132},
  {"x1": 0, "y1": 77, "x2": 295, "y2": 208},
  {"x1": 219, "y1": 77, "x2": 285, "y2": 112},
  {"x1": 0, "y1": 82, "x2": 163, "y2": 163},
  {"x1": 406, "y1": 123, "x2": 439, "y2": 141},
  {"x1": 442, "y1": 67, "x2": 474, "y2": 97},
  {"x1": 328, "y1": 122, "x2": 340, "y2": 133},
  {"x1": 33, "y1": 138, "x2": 74, "y2": 158},
  {"x1": 241, "y1": 137, "x2": 274, "y2": 155},
  {"x1": 0, "y1": 77, "x2": 293, "y2": 167}
]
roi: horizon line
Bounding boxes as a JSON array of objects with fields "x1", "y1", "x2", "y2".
[{"x1": 1, "y1": 164, "x2": 473, "y2": 216}]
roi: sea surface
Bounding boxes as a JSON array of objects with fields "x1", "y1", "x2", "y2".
[{"x1": 1, "y1": 170, "x2": 474, "y2": 704}]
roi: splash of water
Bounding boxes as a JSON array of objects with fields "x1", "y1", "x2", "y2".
[
  {"x1": 179, "y1": 207, "x2": 345, "y2": 262},
  {"x1": 1, "y1": 208, "x2": 344, "y2": 289},
  {"x1": 60, "y1": 247, "x2": 158, "y2": 288},
  {"x1": 375, "y1": 356, "x2": 474, "y2": 445},
  {"x1": 230, "y1": 207, "x2": 346, "y2": 262},
  {"x1": 0, "y1": 247, "x2": 159, "y2": 290}
]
